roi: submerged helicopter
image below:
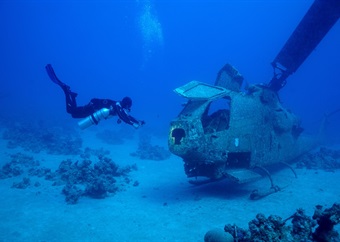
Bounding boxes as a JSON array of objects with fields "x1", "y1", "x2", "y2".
[{"x1": 168, "y1": 0, "x2": 340, "y2": 199}]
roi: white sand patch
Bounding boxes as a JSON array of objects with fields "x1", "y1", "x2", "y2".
[{"x1": 0, "y1": 130, "x2": 339, "y2": 241}]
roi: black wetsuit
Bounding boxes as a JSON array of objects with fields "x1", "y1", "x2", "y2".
[
  {"x1": 64, "y1": 90, "x2": 139, "y2": 125},
  {"x1": 45, "y1": 64, "x2": 140, "y2": 126}
]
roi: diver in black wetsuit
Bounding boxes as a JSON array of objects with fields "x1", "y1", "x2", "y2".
[{"x1": 45, "y1": 64, "x2": 145, "y2": 129}]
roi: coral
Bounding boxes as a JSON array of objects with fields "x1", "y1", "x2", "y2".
[
  {"x1": 85, "y1": 179, "x2": 110, "y2": 199},
  {"x1": 62, "y1": 184, "x2": 83, "y2": 204},
  {"x1": 130, "y1": 134, "x2": 171, "y2": 161},
  {"x1": 2, "y1": 121, "x2": 82, "y2": 155},
  {"x1": 80, "y1": 147, "x2": 110, "y2": 159},
  {"x1": 50, "y1": 154, "x2": 138, "y2": 203},
  {"x1": 291, "y1": 208, "x2": 316, "y2": 240},
  {"x1": 224, "y1": 213, "x2": 291, "y2": 242},
  {"x1": 297, "y1": 147, "x2": 340, "y2": 171},
  {"x1": 0, "y1": 153, "x2": 39, "y2": 179},
  {"x1": 12, "y1": 177, "x2": 31, "y2": 189},
  {"x1": 224, "y1": 224, "x2": 249, "y2": 241},
  {"x1": 0, "y1": 150, "x2": 138, "y2": 204},
  {"x1": 312, "y1": 203, "x2": 340, "y2": 241},
  {"x1": 221, "y1": 204, "x2": 340, "y2": 242},
  {"x1": 248, "y1": 214, "x2": 291, "y2": 241},
  {"x1": 0, "y1": 162, "x2": 24, "y2": 178},
  {"x1": 28, "y1": 167, "x2": 51, "y2": 177}
]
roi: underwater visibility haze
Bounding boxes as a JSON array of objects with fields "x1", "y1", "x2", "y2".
[
  {"x1": 0, "y1": 0, "x2": 340, "y2": 241},
  {"x1": 1, "y1": 0, "x2": 339, "y2": 134}
]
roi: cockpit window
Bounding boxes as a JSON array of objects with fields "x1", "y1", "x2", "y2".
[{"x1": 202, "y1": 98, "x2": 230, "y2": 134}]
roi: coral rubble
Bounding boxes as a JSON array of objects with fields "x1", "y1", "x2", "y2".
[
  {"x1": 130, "y1": 134, "x2": 171, "y2": 161},
  {"x1": 2, "y1": 122, "x2": 82, "y2": 155},
  {"x1": 0, "y1": 150, "x2": 138, "y2": 204},
  {"x1": 49, "y1": 155, "x2": 137, "y2": 203},
  {"x1": 0, "y1": 153, "x2": 40, "y2": 179},
  {"x1": 312, "y1": 204, "x2": 340, "y2": 241},
  {"x1": 220, "y1": 204, "x2": 340, "y2": 242},
  {"x1": 297, "y1": 147, "x2": 340, "y2": 171}
]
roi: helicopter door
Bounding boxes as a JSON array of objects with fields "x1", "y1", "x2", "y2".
[{"x1": 174, "y1": 81, "x2": 229, "y2": 101}]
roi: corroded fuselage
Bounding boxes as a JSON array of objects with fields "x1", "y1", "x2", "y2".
[{"x1": 168, "y1": 70, "x2": 319, "y2": 183}]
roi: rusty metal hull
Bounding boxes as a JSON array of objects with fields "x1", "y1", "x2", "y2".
[{"x1": 169, "y1": 74, "x2": 319, "y2": 183}]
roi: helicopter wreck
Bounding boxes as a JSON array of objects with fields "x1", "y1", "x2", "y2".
[
  {"x1": 168, "y1": 0, "x2": 339, "y2": 197},
  {"x1": 168, "y1": 64, "x2": 318, "y2": 186}
]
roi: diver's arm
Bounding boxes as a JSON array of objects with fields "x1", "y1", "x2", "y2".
[
  {"x1": 129, "y1": 116, "x2": 145, "y2": 128},
  {"x1": 116, "y1": 105, "x2": 145, "y2": 128},
  {"x1": 125, "y1": 114, "x2": 145, "y2": 128}
]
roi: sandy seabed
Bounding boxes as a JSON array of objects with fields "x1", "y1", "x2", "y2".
[{"x1": 0, "y1": 130, "x2": 339, "y2": 242}]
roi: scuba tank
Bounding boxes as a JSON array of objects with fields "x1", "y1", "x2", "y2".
[{"x1": 78, "y1": 108, "x2": 111, "y2": 130}]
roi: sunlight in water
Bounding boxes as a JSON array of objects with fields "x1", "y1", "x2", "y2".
[{"x1": 138, "y1": 0, "x2": 164, "y2": 66}]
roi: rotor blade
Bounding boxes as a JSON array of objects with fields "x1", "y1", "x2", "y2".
[{"x1": 269, "y1": 0, "x2": 340, "y2": 91}]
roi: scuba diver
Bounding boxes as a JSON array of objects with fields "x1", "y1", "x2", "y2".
[{"x1": 45, "y1": 64, "x2": 145, "y2": 130}]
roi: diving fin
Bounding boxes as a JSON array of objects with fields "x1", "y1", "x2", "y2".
[
  {"x1": 46, "y1": 64, "x2": 78, "y2": 99},
  {"x1": 46, "y1": 64, "x2": 62, "y2": 85},
  {"x1": 45, "y1": 64, "x2": 71, "y2": 91}
]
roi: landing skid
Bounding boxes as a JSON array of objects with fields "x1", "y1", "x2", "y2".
[{"x1": 188, "y1": 165, "x2": 297, "y2": 200}]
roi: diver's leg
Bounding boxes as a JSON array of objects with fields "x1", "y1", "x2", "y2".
[
  {"x1": 62, "y1": 86, "x2": 78, "y2": 115},
  {"x1": 63, "y1": 89, "x2": 94, "y2": 118},
  {"x1": 69, "y1": 102, "x2": 95, "y2": 118},
  {"x1": 45, "y1": 64, "x2": 80, "y2": 116},
  {"x1": 45, "y1": 64, "x2": 95, "y2": 118}
]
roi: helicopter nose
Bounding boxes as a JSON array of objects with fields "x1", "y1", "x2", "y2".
[{"x1": 171, "y1": 128, "x2": 186, "y2": 145}]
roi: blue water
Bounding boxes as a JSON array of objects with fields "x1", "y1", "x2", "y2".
[
  {"x1": 0, "y1": 1, "x2": 340, "y2": 240},
  {"x1": 1, "y1": 0, "x2": 339, "y2": 138}
]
